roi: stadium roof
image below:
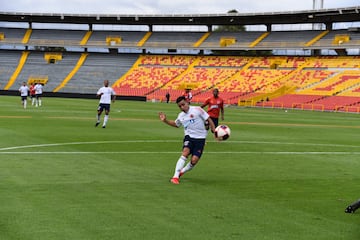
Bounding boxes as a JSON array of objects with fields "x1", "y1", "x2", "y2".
[{"x1": 0, "y1": 6, "x2": 359, "y2": 27}]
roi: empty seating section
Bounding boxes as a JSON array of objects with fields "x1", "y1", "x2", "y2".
[
  {"x1": 12, "y1": 52, "x2": 83, "y2": 92},
  {"x1": 116, "y1": 66, "x2": 186, "y2": 96},
  {"x1": 200, "y1": 31, "x2": 264, "y2": 48},
  {"x1": 144, "y1": 32, "x2": 204, "y2": 48},
  {"x1": 139, "y1": 55, "x2": 194, "y2": 66},
  {"x1": 87, "y1": 31, "x2": 146, "y2": 47},
  {"x1": 60, "y1": 53, "x2": 138, "y2": 93},
  {"x1": 197, "y1": 56, "x2": 249, "y2": 67},
  {"x1": 287, "y1": 70, "x2": 336, "y2": 90},
  {"x1": 313, "y1": 29, "x2": 360, "y2": 47},
  {"x1": 0, "y1": 28, "x2": 28, "y2": 45},
  {"x1": 28, "y1": 29, "x2": 86, "y2": 46},
  {"x1": 256, "y1": 30, "x2": 322, "y2": 48},
  {"x1": 113, "y1": 55, "x2": 194, "y2": 97},
  {"x1": 2, "y1": 42, "x2": 360, "y2": 112},
  {"x1": 0, "y1": 50, "x2": 22, "y2": 89}
]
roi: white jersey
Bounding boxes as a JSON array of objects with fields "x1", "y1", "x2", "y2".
[
  {"x1": 19, "y1": 85, "x2": 29, "y2": 96},
  {"x1": 175, "y1": 106, "x2": 209, "y2": 139},
  {"x1": 97, "y1": 86, "x2": 115, "y2": 104},
  {"x1": 35, "y1": 84, "x2": 43, "y2": 94}
]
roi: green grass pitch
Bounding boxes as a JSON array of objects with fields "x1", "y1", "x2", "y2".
[{"x1": 0, "y1": 95, "x2": 359, "y2": 240}]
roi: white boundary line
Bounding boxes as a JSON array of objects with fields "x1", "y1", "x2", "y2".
[
  {"x1": 1, "y1": 151, "x2": 360, "y2": 155},
  {"x1": 0, "y1": 140, "x2": 359, "y2": 154}
]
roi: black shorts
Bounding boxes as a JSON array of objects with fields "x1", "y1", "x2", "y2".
[
  {"x1": 35, "y1": 94, "x2": 42, "y2": 99},
  {"x1": 21, "y1": 96, "x2": 27, "y2": 101},
  {"x1": 98, "y1": 103, "x2": 111, "y2": 112},
  {"x1": 182, "y1": 135, "x2": 206, "y2": 158}
]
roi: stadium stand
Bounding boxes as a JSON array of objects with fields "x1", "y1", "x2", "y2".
[{"x1": 1, "y1": 8, "x2": 360, "y2": 111}]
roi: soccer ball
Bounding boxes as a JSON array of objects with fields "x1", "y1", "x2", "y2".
[{"x1": 214, "y1": 125, "x2": 231, "y2": 141}]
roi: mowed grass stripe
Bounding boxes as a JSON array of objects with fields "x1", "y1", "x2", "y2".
[{"x1": 0, "y1": 96, "x2": 359, "y2": 240}]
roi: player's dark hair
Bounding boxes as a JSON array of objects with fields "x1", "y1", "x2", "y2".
[{"x1": 176, "y1": 96, "x2": 186, "y2": 103}]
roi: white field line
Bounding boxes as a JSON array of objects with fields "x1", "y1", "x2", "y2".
[
  {"x1": 0, "y1": 140, "x2": 359, "y2": 154},
  {"x1": 1, "y1": 151, "x2": 360, "y2": 155}
]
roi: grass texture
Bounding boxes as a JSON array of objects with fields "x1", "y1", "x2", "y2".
[{"x1": 0, "y1": 95, "x2": 359, "y2": 240}]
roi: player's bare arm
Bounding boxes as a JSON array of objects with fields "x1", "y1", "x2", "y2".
[{"x1": 159, "y1": 112, "x2": 177, "y2": 128}]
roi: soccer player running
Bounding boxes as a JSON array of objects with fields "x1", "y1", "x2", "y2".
[
  {"x1": 159, "y1": 95, "x2": 216, "y2": 185},
  {"x1": 19, "y1": 82, "x2": 29, "y2": 109},
  {"x1": 29, "y1": 83, "x2": 36, "y2": 106},
  {"x1": 34, "y1": 82, "x2": 43, "y2": 107},
  {"x1": 95, "y1": 80, "x2": 116, "y2": 128},
  {"x1": 201, "y1": 88, "x2": 224, "y2": 128}
]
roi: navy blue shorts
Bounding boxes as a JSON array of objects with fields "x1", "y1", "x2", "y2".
[
  {"x1": 182, "y1": 135, "x2": 206, "y2": 158},
  {"x1": 98, "y1": 103, "x2": 111, "y2": 112}
]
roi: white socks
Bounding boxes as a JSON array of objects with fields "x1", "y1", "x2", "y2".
[
  {"x1": 103, "y1": 115, "x2": 109, "y2": 126},
  {"x1": 181, "y1": 162, "x2": 194, "y2": 174},
  {"x1": 173, "y1": 156, "x2": 187, "y2": 178}
]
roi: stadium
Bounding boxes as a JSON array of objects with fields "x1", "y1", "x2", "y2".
[
  {"x1": 0, "y1": 3, "x2": 360, "y2": 240},
  {"x1": 1, "y1": 6, "x2": 360, "y2": 111}
]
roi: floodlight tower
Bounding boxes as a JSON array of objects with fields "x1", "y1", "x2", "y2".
[
  {"x1": 313, "y1": 0, "x2": 324, "y2": 10},
  {"x1": 312, "y1": 0, "x2": 324, "y2": 30}
]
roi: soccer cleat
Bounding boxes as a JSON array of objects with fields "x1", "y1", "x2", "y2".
[
  {"x1": 170, "y1": 177, "x2": 180, "y2": 184},
  {"x1": 345, "y1": 206, "x2": 354, "y2": 213},
  {"x1": 179, "y1": 171, "x2": 184, "y2": 178},
  {"x1": 345, "y1": 199, "x2": 360, "y2": 213},
  {"x1": 102, "y1": 125, "x2": 106, "y2": 128},
  {"x1": 95, "y1": 122, "x2": 100, "y2": 127}
]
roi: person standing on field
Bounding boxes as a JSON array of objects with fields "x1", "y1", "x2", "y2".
[
  {"x1": 183, "y1": 88, "x2": 192, "y2": 103},
  {"x1": 159, "y1": 95, "x2": 216, "y2": 185},
  {"x1": 34, "y1": 82, "x2": 43, "y2": 107},
  {"x1": 95, "y1": 80, "x2": 116, "y2": 128},
  {"x1": 19, "y1": 82, "x2": 29, "y2": 109},
  {"x1": 29, "y1": 83, "x2": 36, "y2": 106},
  {"x1": 201, "y1": 88, "x2": 224, "y2": 128}
]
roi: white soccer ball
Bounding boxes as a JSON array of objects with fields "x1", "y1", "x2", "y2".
[{"x1": 215, "y1": 125, "x2": 231, "y2": 141}]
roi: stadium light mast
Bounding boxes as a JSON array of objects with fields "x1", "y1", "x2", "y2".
[
  {"x1": 312, "y1": 0, "x2": 324, "y2": 30},
  {"x1": 313, "y1": 0, "x2": 324, "y2": 10}
]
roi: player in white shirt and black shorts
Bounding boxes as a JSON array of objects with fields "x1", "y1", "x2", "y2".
[
  {"x1": 19, "y1": 82, "x2": 29, "y2": 109},
  {"x1": 34, "y1": 83, "x2": 43, "y2": 107},
  {"x1": 159, "y1": 95, "x2": 216, "y2": 184},
  {"x1": 95, "y1": 80, "x2": 116, "y2": 128}
]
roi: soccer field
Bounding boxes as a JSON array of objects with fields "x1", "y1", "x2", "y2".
[{"x1": 0, "y1": 95, "x2": 359, "y2": 240}]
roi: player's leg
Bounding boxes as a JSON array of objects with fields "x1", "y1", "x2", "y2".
[
  {"x1": 170, "y1": 138, "x2": 191, "y2": 184},
  {"x1": 180, "y1": 138, "x2": 205, "y2": 177},
  {"x1": 35, "y1": 95, "x2": 39, "y2": 107},
  {"x1": 102, "y1": 107, "x2": 110, "y2": 128},
  {"x1": 95, "y1": 105, "x2": 103, "y2": 127},
  {"x1": 212, "y1": 117, "x2": 219, "y2": 128},
  {"x1": 172, "y1": 148, "x2": 190, "y2": 178},
  {"x1": 23, "y1": 97, "x2": 27, "y2": 109}
]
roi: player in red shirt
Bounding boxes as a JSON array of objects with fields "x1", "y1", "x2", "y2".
[
  {"x1": 201, "y1": 88, "x2": 224, "y2": 128},
  {"x1": 183, "y1": 88, "x2": 192, "y2": 103},
  {"x1": 29, "y1": 83, "x2": 36, "y2": 106}
]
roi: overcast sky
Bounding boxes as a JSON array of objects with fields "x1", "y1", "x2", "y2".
[{"x1": 1, "y1": 0, "x2": 359, "y2": 15}]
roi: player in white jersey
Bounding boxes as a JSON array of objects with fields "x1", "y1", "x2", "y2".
[
  {"x1": 34, "y1": 83, "x2": 43, "y2": 107},
  {"x1": 19, "y1": 82, "x2": 29, "y2": 109},
  {"x1": 159, "y1": 96, "x2": 216, "y2": 184},
  {"x1": 95, "y1": 80, "x2": 116, "y2": 128}
]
